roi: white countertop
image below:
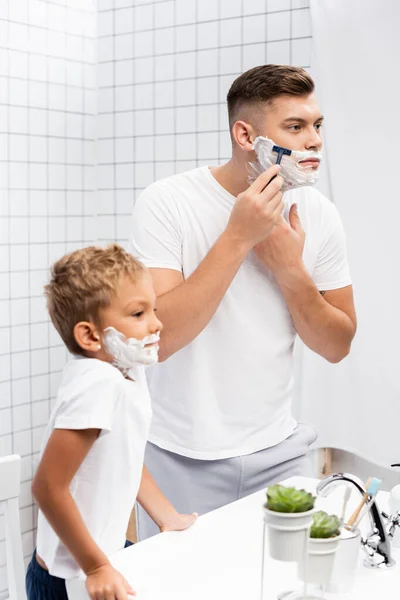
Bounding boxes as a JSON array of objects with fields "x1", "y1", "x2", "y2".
[{"x1": 67, "y1": 476, "x2": 400, "y2": 599}]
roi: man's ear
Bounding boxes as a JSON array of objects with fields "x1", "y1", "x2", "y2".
[
  {"x1": 73, "y1": 321, "x2": 102, "y2": 353},
  {"x1": 231, "y1": 120, "x2": 257, "y2": 152}
]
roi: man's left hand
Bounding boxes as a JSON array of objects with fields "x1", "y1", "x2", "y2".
[{"x1": 253, "y1": 203, "x2": 306, "y2": 281}]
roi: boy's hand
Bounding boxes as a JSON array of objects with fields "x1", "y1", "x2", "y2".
[
  {"x1": 86, "y1": 563, "x2": 136, "y2": 600},
  {"x1": 159, "y1": 511, "x2": 198, "y2": 532}
]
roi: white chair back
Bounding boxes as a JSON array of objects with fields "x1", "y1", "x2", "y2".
[{"x1": 0, "y1": 454, "x2": 27, "y2": 600}]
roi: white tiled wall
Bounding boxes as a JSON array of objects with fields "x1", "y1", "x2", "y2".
[
  {"x1": 0, "y1": 0, "x2": 96, "y2": 596},
  {"x1": 97, "y1": 0, "x2": 312, "y2": 247}
]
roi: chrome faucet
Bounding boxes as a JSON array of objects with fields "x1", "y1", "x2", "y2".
[{"x1": 316, "y1": 472, "x2": 396, "y2": 569}]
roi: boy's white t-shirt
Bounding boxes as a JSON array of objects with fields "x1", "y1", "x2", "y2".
[
  {"x1": 36, "y1": 356, "x2": 152, "y2": 579},
  {"x1": 130, "y1": 166, "x2": 351, "y2": 460}
]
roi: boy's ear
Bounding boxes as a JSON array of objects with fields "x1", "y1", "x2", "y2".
[
  {"x1": 73, "y1": 321, "x2": 102, "y2": 353},
  {"x1": 231, "y1": 120, "x2": 257, "y2": 152}
]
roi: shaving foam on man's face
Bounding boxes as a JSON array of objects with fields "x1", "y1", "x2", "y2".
[
  {"x1": 103, "y1": 326, "x2": 160, "y2": 370},
  {"x1": 248, "y1": 135, "x2": 323, "y2": 192}
]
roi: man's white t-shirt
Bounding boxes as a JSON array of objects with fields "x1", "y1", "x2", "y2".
[
  {"x1": 36, "y1": 356, "x2": 152, "y2": 579},
  {"x1": 130, "y1": 166, "x2": 351, "y2": 460}
]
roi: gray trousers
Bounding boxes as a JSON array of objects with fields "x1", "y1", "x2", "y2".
[{"x1": 137, "y1": 423, "x2": 318, "y2": 540}]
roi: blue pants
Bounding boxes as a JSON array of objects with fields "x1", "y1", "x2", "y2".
[{"x1": 26, "y1": 542, "x2": 133, "y2": 600}]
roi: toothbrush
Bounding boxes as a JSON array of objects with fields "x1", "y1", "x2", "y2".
[
  {"x1": 340, "y1": 486, "x2": 352, "y2": 524},
  {"x1": 346, "y1": 477, "x2": 382, "y2": 529}
]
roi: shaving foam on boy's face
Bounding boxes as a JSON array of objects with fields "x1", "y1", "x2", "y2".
[
  {"x1": 103, "y1": 326, "x2": 160, "y2": 371},
  {"x1": 248, "y1": 135, "x2": 322, "y2": 192}
]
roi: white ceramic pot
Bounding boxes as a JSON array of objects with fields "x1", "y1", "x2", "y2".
[
  {"x1": 263, "y1": 507, "x2": 315, "y2": 562},
  {"x1": 298, "y1": 535, "x2": 340, "y2": 586},
  {"x1": 326, "y1": 527, "x2": 361, "y2": 593}
]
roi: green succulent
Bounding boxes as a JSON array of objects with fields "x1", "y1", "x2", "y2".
[
  {"x1": 265, "y1": 485, "x2": 316, "y2": 513},
  {"x1": 310, "y1": 511, "x2": 341, "y2": 539}
]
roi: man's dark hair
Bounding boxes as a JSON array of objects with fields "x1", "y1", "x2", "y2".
[{"x1": 227, "y1": 64, "x2": 315, "y2": 130}]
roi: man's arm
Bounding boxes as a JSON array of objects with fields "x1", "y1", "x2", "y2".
[
  {"x1": 254, "y1": 204, "x2": 357, "y2": 363},
  {"x1": 150, "y1": 166, "x2": 284, "y2": 362}
]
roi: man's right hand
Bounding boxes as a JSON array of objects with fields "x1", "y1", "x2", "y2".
[
  {"x1": 225, "y1": 164, "x2": 284, "y2": 249},
  {"x1": 85, "y1": 563, "x2": 136, "y2": 600}
]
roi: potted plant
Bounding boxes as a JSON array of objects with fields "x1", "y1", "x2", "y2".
[
  {"x1": 263, "y1": 485, "x2": 316, "y2": 562},
  {"x1": 298, "y1": 510, "x2": 341, "y2": 587}
]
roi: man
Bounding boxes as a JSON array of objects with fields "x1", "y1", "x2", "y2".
[{"x1": 130, "y1": 65, "x2": 357, "y2": 539}]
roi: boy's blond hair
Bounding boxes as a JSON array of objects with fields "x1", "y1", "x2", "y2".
[{"x1": 45, "y1": 244, "x2": 146, "y2": 355}]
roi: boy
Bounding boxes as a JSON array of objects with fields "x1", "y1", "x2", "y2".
[{"x1": 26, "y1": 244, "x2": 197, "y2": 600}]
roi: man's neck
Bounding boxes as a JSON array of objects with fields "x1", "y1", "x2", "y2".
[{"x1": 210, "y1": 158, "x2": 250, "y2": 199}]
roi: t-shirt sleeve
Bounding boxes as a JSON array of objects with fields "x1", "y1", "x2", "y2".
[
  {"x1": 54, "y1": 365, "x2": 121, "y2": 433},
  {"x1": 129, "y1": 183, "x2": 183, "y2": 273},
  {"x1": 312, "y1": 200, "x2": 352, "y2": 291}
]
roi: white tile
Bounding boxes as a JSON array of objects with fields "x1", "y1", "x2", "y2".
[
  {"x1": 113, "y1": 85, "x2": 132, "y2": 111},
  {"x1": 98, "y1": 138, "x2": 114, "y2": 164},
  {"x1": 198, "y1": 0, "x2": 218, "y2": 22},
  {"x1": 66, "y1": 165, "x2": 83, "y2": 191},
  {"x1": 97, "y1": 164, "x2": 114, "y2": 189},
  {"x1": 155, "y1": 81, "x2": 174, "y2": 108},
  {"x1": 134, "y1": 109, "x2": 154, "y2": 137},
  {"x1": 32, "y1": 399, "x2": 50, "y2": 428},
  {"x1": 155, "y1": 1, "x2": 174, "y2": 28},
  {"x1": 0, "y1": 327, "x2": 10, "y2": 356},
  {"x1": 176, "y1": 24, "x2": 196, "y2": 53},
  {"x1": 267, "y1": 10, "x2": 291, "y2": 40},
  {"x1": 176, "y1": 79, "x2": 195, "y2": 106},
  {"x1": 30, "y1": 322, "x2": 49, "y2": 350},
  {"x1": 20, "y1": 506, "x2": 34, "y2": 534},
  {"x1": 66, "y1": 214, "x2": 83, "y2": 240},
  {"x1": 10, "y1": 162, "x2": 28, "y2": 190},
  {"x1": 133, "y1": 162, "x2": 154, "y2": 189},
  {"x1": 10, "y1": 298, "x2": 29, "y2": 328},
  {"x1": 9, "y1": 216, "x2": 29, "y2": 244},
  {"x1": 99, "y1": 61, "x2": 114, "y2": 88},
  {"x1": 12, "y1": 404, "x2": 31, "y2": 432},
  {"x1": 220, "y1": 45, "x2": 241, "y2": 75},
  {"x1": 9, "y1": 134, "x2": 28, "y2": 162},
  {"x1": 29, "y1": 268, "x2": 48, "y2": 298},
  {"x1": 116, "y1": 213, "x2": 130, "y2": 240},
  {"x1": 29, "y1": 214, "x2": 48, "y2": 246},
  {"x1": 244, "y1": 15, "x2": 266, "y2": 44},
  {"x1": 29, "y1": 53, "x2": 47, "y2": 82},
  {"x1": 116, "y1": 189, "x2": 135, "y2": 213},
  {"x1": 292, "y1": 8, "x2": 311, "y2": 38},
  {"x1": 0, "y1": 132, "x2": 7, "y2": 162},
  {"x1": 176, "y1": 0, "x2": 196, "y2": 25},
  {"x1": 134, "y1": 56, "x2": 154, "y2": 83},
  {"x1": 10, "y1": 0, "x2": 28, "y2": 22},
  {"x1": 198, "y1": 76, "x2": 219, "y2": 104},
  {"x1": 0, "y1": 407, "x2": 11, "y2": 435},
  {"x1": 11, "y1": 350, "x2": 30, "y2": 380},
  {"x1": 9, "y1": 190, "x2": 29, "y2": 218},
  {"x1": 67, "y1": 139, "x2": 83, "y2": 165},
  {"x1": 48, "y1": 111, "x2": 66, "y2": 138},
  {"x1": 267, "y1": 40, "x2": 291, "y2": 64},
  {"x1": 155, "y1": 54, "x2": 174, "y2": 82},
  {"x1": 9, "y1": 107, "x2": 28, "y2": 135},
  {"x1": 29, "y1": 108, "x2": 47, "y2": 136},
  {"x1": 31, "y1": 373, "x2": 49, "y2": 403},
  {"x1": 11, "y1": 377, "x2": 31, "y2": 407},
  {"x1": 67, "y1": 113, "x2": 83, "y2": 138},
  {"x1": 8, "y1": 22, "x2": 28, "y2": 52},
  {"x1": 9, "y1": 77, "x2": 28, "y2": 106},
  {"x1": 31, "y1": 348, "x2": 49, "y2": 376},
  {"x1": 0, "y1": 273, "x2": 10, "y2": 300},
  {"x1": 134, "y1": 30, "x2": 153, "y2": 57},
  {"x1": 48, "y1": 83, "x2": 65, "y2": 112},
  {"x1": 48, "y1": 2, "x2": 66, "y2": 32},
  {"x1": 48, "y1": 57, "x2": 66, "y2": 85},
  {"x1": 116, "y1": 60, "x2": 134, "y2": 86},
  {"x1": 219, "y1": 131, "x2": 232, "y2": 158},
  {"x1": 30, "y1": 81, "x2": 47, "y2": 110},
  {"x1": 13, "y1": 428, "x2": 32, "y2": 456},
  {"x1": 291, "y1": 0, "x2": 310, "y2": 8},
  {"x1": 29, "y1": 0, "x2": 47, "y2": 28},
  {"x1": 48, "y1": 30, "x2": 66, "y2": 58},
  {"x1": 28, "y1": 245, "x2": 48, "y2": 271},
  {"x1": 49, "y1": 345, "x2": 67, "y2": 372},
  {"x1": 155, "y1": 108, "x2": 174, "y2": 135},
  {"x1": 221, "y1": 17, "x2": 242, "y2": 47},
  {"x1": 155, "y1": 161, "x2": 175, "y2": 179},
  {"x1": 268, "y1": 0, "x2": 290, "y2": 11},
  {"x1": 198, "y1": 132, "x2": 219, "y2": 159},
  {"x1": 134, "y1": 83, "x2": 155, "y2": 109},
  {"x1": 98, "y1": 10, "x2": 113, "y2": 36},
  {"x1": 221, "y1": 0, "x2": 242, "y2": 18},
  {"x1": 67, "y1": 191, "x2": 83, "y2": 215},
  {"x1": 198, "y1": 21, "x2": 219, "y2": 50},
  {"x1": 243, "y1": 43, "x2": 266, "y2": 70},
  {"x1": 0, "y1": 381, "x2": 11, "y2": 410},
  {"x1": 99, "y1": 112, "x2": 114, "y2": 138},
  {"x1": 49, "y1": 164, "x2": 66, "y2": 190},
  {"x1": 197, "y1": 49, "x2": 218, "y2": 77},
  {"x1": 198, "y1": 104, "x2": 219, "y2": 132},
  {"x1": 176, "y1": 106, "x2": 195, "y2": 133},
  {"x1": 155, "y1": 134, "x2": 174, "y2": 161},
  {"x1": 115, "y1": 7, "x2": 134, "y2": 34},
  {"x1": 99, "y1": 35, "x2": 114, "y2": 63},
  {"x1": 11, "y1": 324, "x2": 30, "y2": 353},
  {"x1": 176, "y1": 51, "x2": 196, "y2": 79},
  {"x1": 67, "y1": 87, "x2": 83, "y2": 113},
  {"x1": 154, "y1": 27, "x2": 174, "y2": 56},
  {"x1": 116, "y1": 110, "x2": 134, "y2": 137},
  {"x1": 135, "y1": 136, "x2": 154, "y2": 162},
  {"x1": 176, "y1": 133, "x2": 196, "y2": 161},
  {"x1": 219, "y1": 73, "x2": 238, "y2": 103},
  {"x1": 134, "y1": 4, "x2": 154, "y2": 31},
  {"x1": 291, "y1": 37, "x2": 312, "y2": 67},
  {"x1": 116, "y1": 137, "x2": 134, "y2": 163},
  {"x1": 114, "y1": 33, "x2": 133, "y2": 60},
  {"x1": 10, "y1": 245, "x2": 29, "y2": 273}
]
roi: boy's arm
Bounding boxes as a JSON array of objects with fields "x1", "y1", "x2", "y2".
[
  {"x1": 136, "y1": 466, "x2": 197, "y2": 532},
  {"x1": 32, "y1": 428, "x2": 135, "y2": 599}
]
